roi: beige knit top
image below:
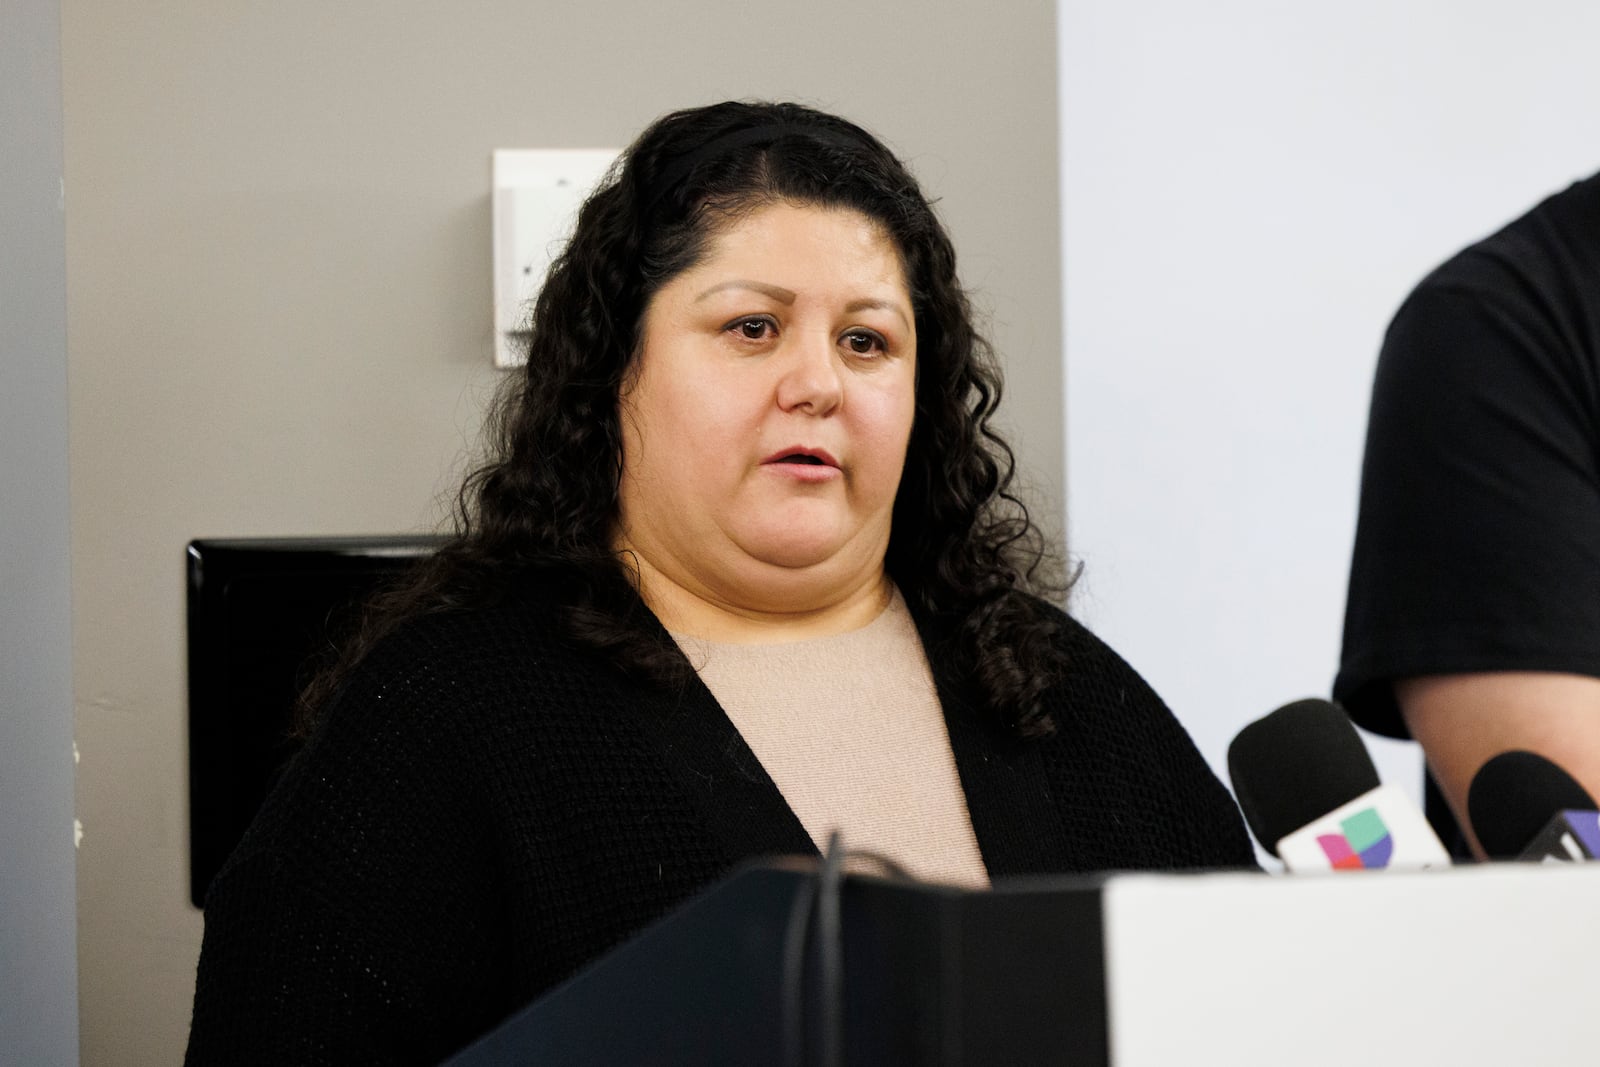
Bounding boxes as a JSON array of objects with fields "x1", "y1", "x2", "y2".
[{"x1": 671, "y1": 587, "x2": 990, "y2": 889}]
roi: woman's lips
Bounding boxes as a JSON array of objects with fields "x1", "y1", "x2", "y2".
[
  {"x1": 761, "y1": 447, "x2": 841, "y2": 481},
  {"x1": 762, "y1": 447, "x2": 839, "y2": 467}
]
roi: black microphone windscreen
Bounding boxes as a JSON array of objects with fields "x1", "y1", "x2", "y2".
[
  {"x1": 1227, "y1": 698, "x2": 1381, "y2": 856},
  {"x1": 1466, "y1": 751, "x2": 1597, "y2": 859}
]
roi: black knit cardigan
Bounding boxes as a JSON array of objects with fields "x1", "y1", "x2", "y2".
[{"x1": 184, "y1": 586, "x2": 1255, "y2": 1065}]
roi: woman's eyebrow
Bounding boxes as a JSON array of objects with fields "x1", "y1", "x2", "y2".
[
  {"x1": 845, "y1": 298, "x2": 911, "y2": 330},
  {"x1": 694, "y1": 280, "x2": 796, "y2": 304},
  {"x1": 695, "y1": 283, "x2": 911, "y2": 329}
]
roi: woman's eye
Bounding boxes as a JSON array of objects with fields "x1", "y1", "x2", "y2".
[
  {"x1": 843, "y1": 330, "x2": 887, "y2": 356},
  {"x1": 731, "y1": 317, "x2": 773, "y2": 340}
]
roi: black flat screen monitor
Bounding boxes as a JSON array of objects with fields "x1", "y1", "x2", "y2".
[{"x1": 185, "y1": 535, "x2": 444, "y2": 907}]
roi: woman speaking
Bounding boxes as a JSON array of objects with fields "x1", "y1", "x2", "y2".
[{"x1": 184, "y1": 100, "x2": 1254, "y2": 1065}]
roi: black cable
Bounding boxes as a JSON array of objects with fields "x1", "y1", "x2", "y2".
[
  {"x1": 828, "y1": 847, "x2": 913, "y2": 882},
  {"x1": 780, "y1": 860, "x2": 820, "y2": 1067},
  {"x1": 778, "y1": 836, "x2": 912, "y2": 1067},
  {"x1": 816, "y1": 831, "x2": 847, "y2": 1067}
]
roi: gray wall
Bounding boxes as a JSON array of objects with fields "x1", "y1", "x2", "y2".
[
  {"x1": 61, "y1": 3, "x2": 1062, "y2": 1062},
  {"x1": 1, "y1": 0, "x2": 81, "y2": 1064}
]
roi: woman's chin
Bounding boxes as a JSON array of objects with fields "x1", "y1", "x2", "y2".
[
  {"x1": 735, "y1": 529, "x2": 856, "y2": 575},
  {"x1": 745, "y1": 543, "x2": 841, "y2": 573}
]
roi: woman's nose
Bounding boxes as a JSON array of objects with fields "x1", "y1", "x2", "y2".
[{"x1": 774, "y1": 333, "x2": 843, "y2": 415}]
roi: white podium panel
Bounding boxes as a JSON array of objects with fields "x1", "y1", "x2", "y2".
[{"x1": 1104, "y1": 865, "x2": 1600, "y2": 1066}]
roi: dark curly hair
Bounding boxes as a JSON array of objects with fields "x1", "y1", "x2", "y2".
[{"x1": 305, "y1": 100, "x2": 1070, "y2": 736}]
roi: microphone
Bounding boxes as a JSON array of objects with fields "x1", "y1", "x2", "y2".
[
  {"x1": 1466, "y1": 751, "x2": 1600, "y2": 862},
  {"x1": 1228, "y1": 698, "x2": 1450, "y2": 871}
]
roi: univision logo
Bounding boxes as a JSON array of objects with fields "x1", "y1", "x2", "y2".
[{"x1": 1316, "y1": 807, "x2": 1393, "y2": 869}]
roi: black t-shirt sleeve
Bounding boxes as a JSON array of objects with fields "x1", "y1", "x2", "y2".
[{"x1": 1336, "y1": 272, "x2": 1600, "y2": 737}]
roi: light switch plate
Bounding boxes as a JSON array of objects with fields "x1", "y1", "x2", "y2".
[{"x1": 491, "y1": 148, "x2": 620, "y2": 368}]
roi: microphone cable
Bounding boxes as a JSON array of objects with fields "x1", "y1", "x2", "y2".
[{"x1": 780, "y1": 832, "x2": 912, "y2": 1067}]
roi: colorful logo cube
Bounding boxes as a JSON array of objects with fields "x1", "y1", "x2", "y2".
[{"x1": 1316, "y1": 807, "x2": 1393, "y2": 870}]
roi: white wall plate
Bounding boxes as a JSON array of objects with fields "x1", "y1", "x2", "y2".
[{"x1": 491, "y1": 148, "x2": 619, "y2": 368}]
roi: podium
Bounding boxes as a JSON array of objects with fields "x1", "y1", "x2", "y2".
[{"x1": 445, "y1": 860, "x2": 1600, "y2": 1066}]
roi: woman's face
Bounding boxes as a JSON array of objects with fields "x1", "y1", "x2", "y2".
[{"x1": 616, "y1": 200, "x2": 917, "y2": 620}]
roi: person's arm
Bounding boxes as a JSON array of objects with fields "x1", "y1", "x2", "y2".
[{"x1": 1398, "y1": 671, "x2": 1600, "y2": 858}]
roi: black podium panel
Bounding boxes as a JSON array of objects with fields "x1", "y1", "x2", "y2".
[{"x1": 446, "y1": 863, "x2": 1108, "y2": 1067}]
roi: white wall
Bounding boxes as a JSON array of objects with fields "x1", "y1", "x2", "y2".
[
  {"x1": 61, "y1": 3, "x2": 1062, "y2": 1062},
  {"x1": 1, "y1": 2, "x2": 80, "y2": 1064},
  {"x1": 1059, "y1": 1, "x2": 1600, "y2": 816}
]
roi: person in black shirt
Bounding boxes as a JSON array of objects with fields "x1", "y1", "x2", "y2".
[{"x1": 1336, "y1": 171, "x2": 1600, "y2": 856}]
